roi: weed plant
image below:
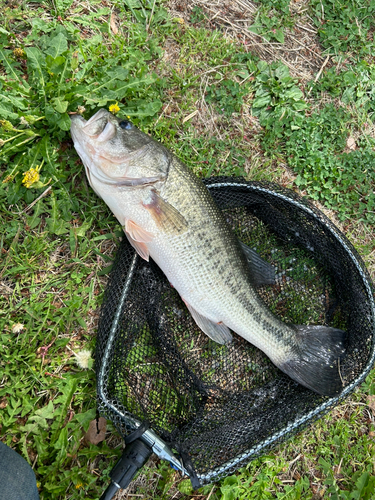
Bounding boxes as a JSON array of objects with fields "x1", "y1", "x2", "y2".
[
  {"x1": 248, "y1": 60, "x2": 375, "y2": 224},
  {"x1": 310, "y1": 0, "x2": 375, "y2": 58},
  {"x1": 249, "y1": 0, "x2": 294, "y2": 44}
]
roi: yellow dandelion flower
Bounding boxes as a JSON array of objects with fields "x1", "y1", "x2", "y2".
[
  {"x1": 109, "y1": 102, "x2": 120, "y2": 114},
  {"x1": 13, "y1": 48, "x2": 25, "y2": 59},
  {"x1": 22, "y1": 165, "x2": 41, "y2": 188},
  {"x1": 75, "y1": 483, "x2": 84, "y2": 489}
]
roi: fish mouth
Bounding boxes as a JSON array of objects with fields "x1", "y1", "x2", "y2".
[
  {"x1": 85, "y1": 108, "x2": 110, "y2": 124},
  {"x1": 70, "y1": 109, "x2": 118, "y2": 174},
  {"x1": 83, "y1": 109, "x2": 111, "y2": 133},
  {"x1": 70, "y1": 108, "x2": 110, "y2": 127},
  {"x1": 77, "y1": 109, "x2": 116, "y2": 141},
  {"x1": 70, "y1": 113, "x2": 85, "y2": 141},
  {"x1": 70, "y1": 109, "x2": 113, "y2": 138}
]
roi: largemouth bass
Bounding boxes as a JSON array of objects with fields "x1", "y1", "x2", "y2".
[{"x1": 70, "y1": 109, "x2": 346, "y2": 396}]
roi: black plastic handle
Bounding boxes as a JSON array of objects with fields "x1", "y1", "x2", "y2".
[{"x1": 100, "y1": 439, "x2": 152, "y2": 500}]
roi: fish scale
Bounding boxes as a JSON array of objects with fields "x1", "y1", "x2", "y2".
[{"x1": 70, "y1": 109, "x2": 346, "y2": 396}]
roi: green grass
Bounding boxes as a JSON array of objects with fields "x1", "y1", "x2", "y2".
[
  {"x1": 310, "y1": 0, "x2": 375, "y2": 58},
  {"x1": 1, "y1": 0, "x2": 375, "y2": 498}
]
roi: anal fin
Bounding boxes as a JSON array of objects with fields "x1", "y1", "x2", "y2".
[{"x1": 183, "y1": 300, "x2": 233, "y2": 345}]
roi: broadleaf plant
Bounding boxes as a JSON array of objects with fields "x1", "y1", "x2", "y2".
[{"x1": 0, "y1": 24, "x2": 164, "y2": 229}]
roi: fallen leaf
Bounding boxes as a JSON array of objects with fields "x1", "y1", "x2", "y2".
[
  {"x1": 346, "y1": 136, "x2": 356, "y2": 150},
  {"x1": 110, "y1": 12, "x2": 119, "y2": 35},
  {"x1": 84, "y1": 417, "x2": 107, "y2": 445}
]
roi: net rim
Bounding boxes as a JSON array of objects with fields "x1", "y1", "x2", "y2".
[
  {"x1": 96, "y1": 179, "x2": 375, "y2": 483},
  {"x1": 196, "y1": 180, "x2": 375, "y2": 482}
]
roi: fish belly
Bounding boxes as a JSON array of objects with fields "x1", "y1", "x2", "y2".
[{"x1": 147, "y1": 226, "x2": 292, "y2": 366}]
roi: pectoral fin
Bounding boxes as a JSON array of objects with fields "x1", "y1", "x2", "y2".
[
  {"x1": 183, "y1": 300, "x2": 233, "y2": 345},
  {"x1": 239, "y1": 241, "x2": 275, "y2": 286},
  {"x1": 143, "y1": 190, "x2": 188, "y2": 235},
  {"x1": 124, "y1": 219, "x2": 153, "y2": 261}
]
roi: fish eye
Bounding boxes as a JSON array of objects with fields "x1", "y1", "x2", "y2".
[{"x1": 119, "y1": 119, "x2": 132, "y2": 130}]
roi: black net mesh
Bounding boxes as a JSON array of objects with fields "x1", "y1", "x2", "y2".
[{"x1": 96, "y1": 178, "x2": 375, "y2": 484}]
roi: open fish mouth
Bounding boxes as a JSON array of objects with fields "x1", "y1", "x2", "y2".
[
  {"x1": 70, "y1": 108, "x2": 109, "y2": 128},
  {"x1": 71, "y1": 109, "x2": 115, "y2": 143},
  {"x1": 84, "y1": 108, "x2": 109, "y2": 125},
  {"x1": 70, "y1": 111, "x2": 111, "y2": 187}
]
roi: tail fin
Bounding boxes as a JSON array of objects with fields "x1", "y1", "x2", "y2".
[{"x1": 280, "y1": 325, "x2": 346, "y2": 396}]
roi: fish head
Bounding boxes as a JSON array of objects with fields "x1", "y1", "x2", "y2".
[{"x1": 70, "y1": 109, "x2": 169, "y2": 191}]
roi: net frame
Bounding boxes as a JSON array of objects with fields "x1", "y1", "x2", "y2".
[{"x1": 96, "y1": 178, "x2": 375, "y2": 486}]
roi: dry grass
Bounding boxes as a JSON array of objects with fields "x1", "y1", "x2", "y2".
[{"x1": 169, "y1": 0, "x2": 328, "y2": 82}]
